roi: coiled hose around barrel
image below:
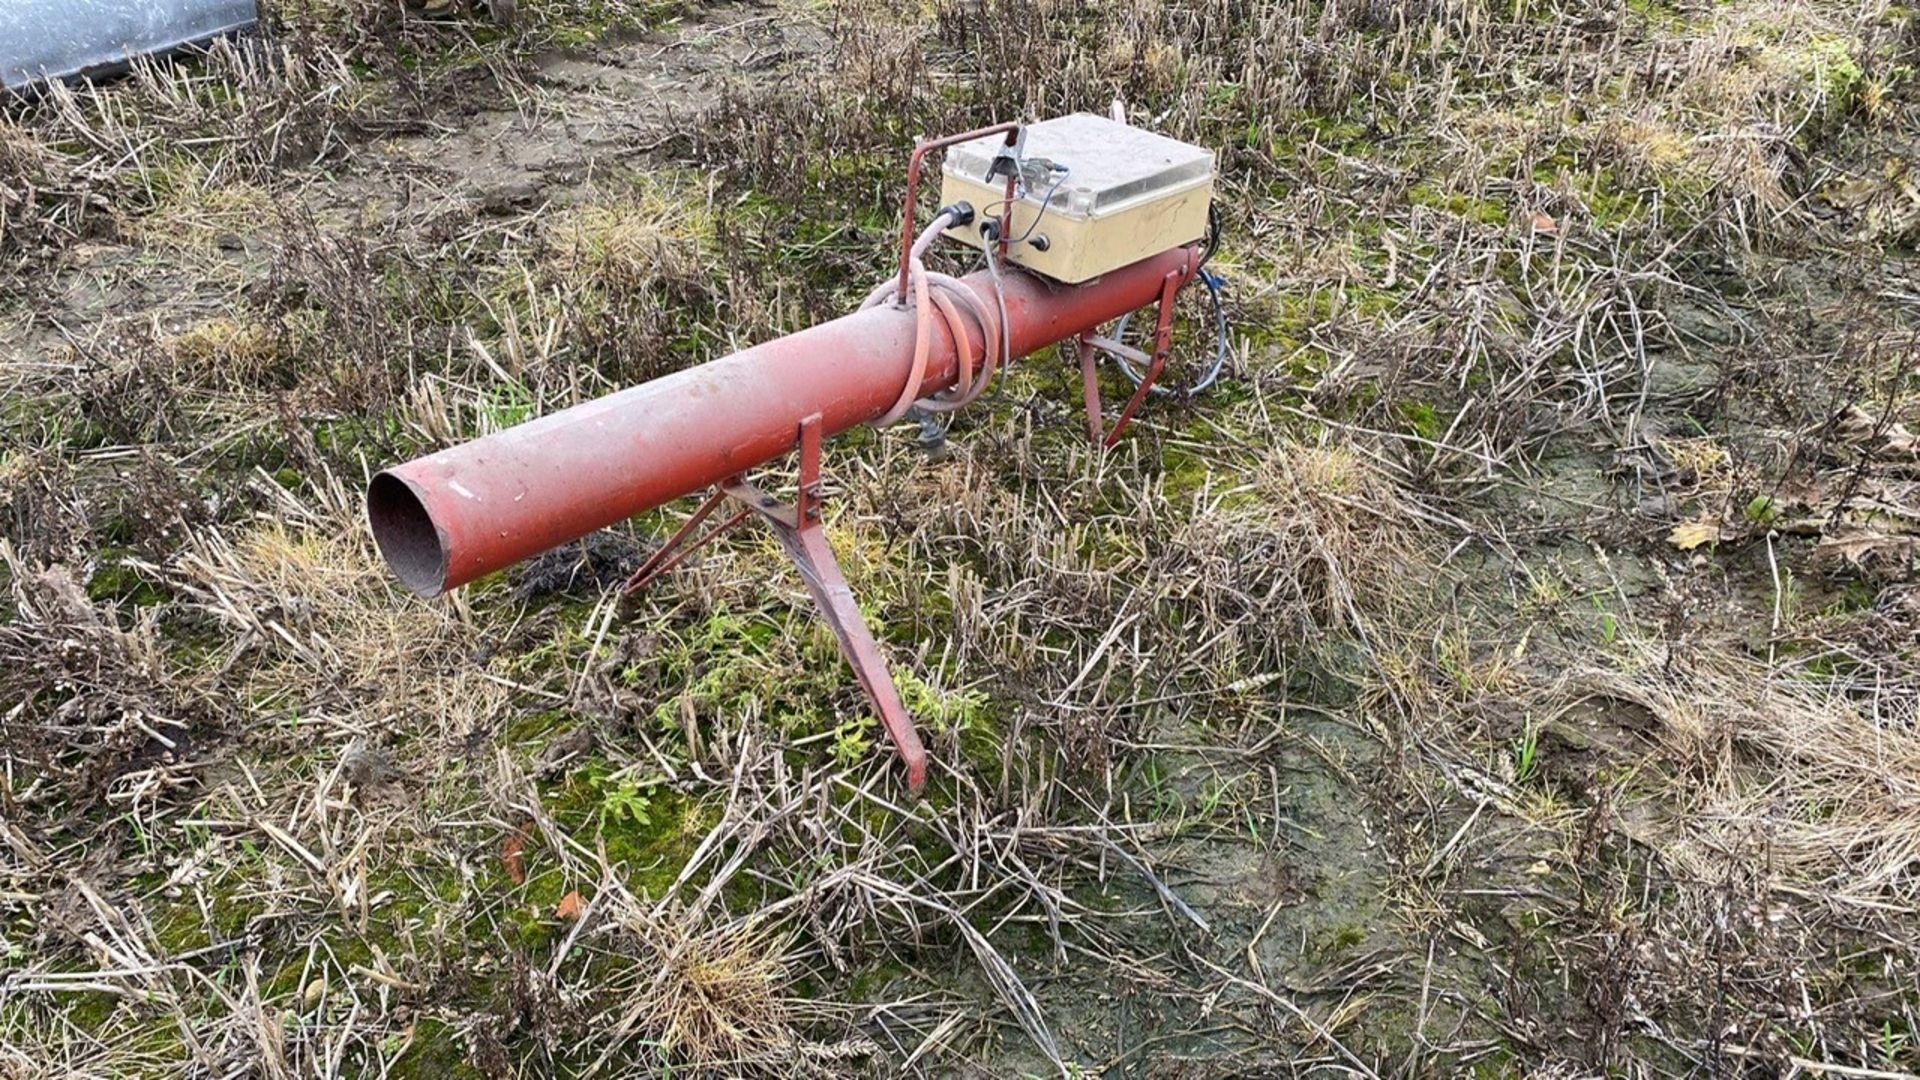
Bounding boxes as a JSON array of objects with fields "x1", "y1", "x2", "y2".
[{"x1": 859, "y1": 210, "x2": 1004, "y2": 427}]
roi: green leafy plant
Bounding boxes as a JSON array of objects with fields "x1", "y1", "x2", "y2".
[
  {"x1": 591, "y1": 769, "x2": 657, "y2": 830},
  {"x1": 897, "y1": 672, "x2": 991, "y2": 735},
  {"x1": 1510, "y1": 722, "x2": 1540, "y2": 786},
  {"x1": 829, "y1": 716, "x2": 875, "y2": 769},
  {"x1": 1882, "y1": 1021, "x2": 1910, "y2": 1066}
]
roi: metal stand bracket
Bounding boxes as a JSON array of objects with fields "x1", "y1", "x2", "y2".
[
  {"x1": 622, "y1": 413, "x2": 930, "y2": 795},
  {"x1": 1079, "y1": 265, "x2": 1190, "y2": 447}
]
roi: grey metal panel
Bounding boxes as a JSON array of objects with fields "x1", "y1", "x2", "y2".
[{"x1": 1, "y1": 0, "x2": 261, "y2": 91}]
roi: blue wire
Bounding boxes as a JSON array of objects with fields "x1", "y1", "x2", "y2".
[{"x1": 1108, "y1": 268, "x2": 1231, "y2": 399}]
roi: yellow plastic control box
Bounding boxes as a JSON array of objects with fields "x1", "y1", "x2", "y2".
[{"x1": 937, "y1": 114, "x2": 1214, "y2": 284}]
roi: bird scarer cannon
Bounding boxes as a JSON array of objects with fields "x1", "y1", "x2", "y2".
[{"x1": 368, "y1": 114, "x2": 1225, "y2": 795}]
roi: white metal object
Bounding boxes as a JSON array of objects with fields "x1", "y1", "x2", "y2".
[
  {"x1": 1, "y1": 0, "x2": 259, "y2": 92},
  {"x1": 939, "y1": 113, "x2": 1214, "y2": 284}
]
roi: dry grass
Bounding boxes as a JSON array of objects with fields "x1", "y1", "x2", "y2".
[
  {"x1": 1581, "y1": 635, "x2": 1920, "y2": 903},
  {"x1": 3, "y1": 0, "x2": 1919, "y2": 1075}
]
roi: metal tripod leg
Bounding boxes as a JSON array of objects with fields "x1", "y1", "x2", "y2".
[
  {"x1": 621, "y1": 486, "x2": 752, "y2": 595},
  {"x1": 630, "y1": 412, "x2": 930, "y2": 795},
  {"x1": 1078, "y1": 266, "x2": 1190, "y2": 447},
  {"x1": 758, "y1": 506, "x2": 929, "y2": 795}
]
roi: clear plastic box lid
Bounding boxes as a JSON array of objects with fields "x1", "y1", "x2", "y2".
[{"x1": 943, "y1": 114, "x2": 1214, "y2": 219}]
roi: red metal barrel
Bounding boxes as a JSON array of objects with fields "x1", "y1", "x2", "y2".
[{"x1": 368, "y1": 246, "x2": 1196, "y2": 596}]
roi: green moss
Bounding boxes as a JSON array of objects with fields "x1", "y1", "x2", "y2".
[
  {"x1": 1323, "y1": 923, "x2": 1368, "y2": 957},
  {"x1": 1395, "y1": 400, "x2": 1443, "y2": 441},
  {"x1": 1409, "y1": 182, "x2": 1510, "y2": 226},
  {"x1": 86, "y1": 552, "x2": 171, "y2": 607},
  {"x1": 534, "y1": 0, "x2": 687, "y2": 48},
  {"x1": 1824, "y1": 578, "x2": 1879, "y2": 615},
  {"x1": 1624, "y1": 0, "x2": 1696, "y2": 32},
  {"x1": 845, "y1": 959, "x2": 913, "y2": 1000},
  {"x1": 1759, "y1": 35, "x2": 1867, "y2": 119},
  {"x1": 1549, "y1": 166, "x2": 1648, "y2": 231},
  {"x1": 1302, "y1": 114, "x2": 1374, "y2": 154},
  {"x1": 506, "y1": 708, "x2": 576, "y2": 744},
  {"x1": 1157, "y1": 444, "x2": 1215, "y2": 502},
  {"x1": 1247, "y1": 280, "x2": 1402, "y2": 366},
  {"x1": 545, "y1": 764, "x2": 718, "y2": 899},
  {"x1": 957, "y1": 713, "x2": 1008, "y2": 775},
  {"x1": 389, "y1": 1017, "x2": 487, "y2": 1079},
  {"x1": 60, "y1": 992, "x2": 126, "y2": 1036},
  {"x1": 1068, "y1": 880, "x2": 1129, "y2": 916}
]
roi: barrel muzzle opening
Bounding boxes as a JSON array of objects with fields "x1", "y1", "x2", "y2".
[{"x1": 367, "y1": 472, "x2": 450, "y2": 598}]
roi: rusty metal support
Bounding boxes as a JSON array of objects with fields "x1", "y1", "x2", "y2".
[
  {"x1": 897, "y1": 122, "x2": 1021, "y2": 302},
  {"x1": 732, "y1": 416, "x2": 927, "y2": 793},
  {"x1": 617, "y1": 488, "x2": 749, "y2": 596},
  {"x1": 1079, "y1": 265, "x2": 1192, "y2": 447},
  {"x1": 612, "y1": 415, "x2": 930, "y2": 793}
]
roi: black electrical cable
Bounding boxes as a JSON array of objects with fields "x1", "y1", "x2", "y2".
[
  {"x1": 1006, "y1": 164, "x2": 1070, "y2": 247},
  {"x1": 1196, "y1": 201, "x2": 1222, "y2": 271}
]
